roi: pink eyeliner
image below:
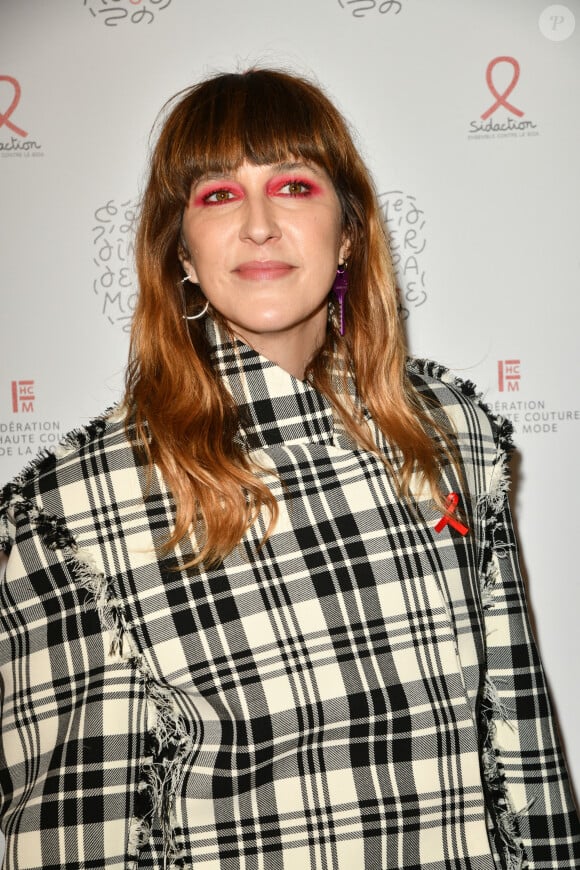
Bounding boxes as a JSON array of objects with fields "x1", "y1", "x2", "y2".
[
  {"x1": 267, "y1": 175, "x2": 321, "y2": 196},
  {"x1": 192, "y1": 183, "x2": 244, "y2": 206}
]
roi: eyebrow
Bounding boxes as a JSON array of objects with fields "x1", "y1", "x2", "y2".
[
  {"x1": 272, "y1": 161, "x2": 323, "y2": 176},
  {"x1": 193, "y1": 161, "x2": 324, "y2": 186}
]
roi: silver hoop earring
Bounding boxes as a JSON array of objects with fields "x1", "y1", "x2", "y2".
[
  {"x1": 180, "y1": 275, "x2": 209, "y2": 321},
  {"x1": 183, "y1": 301, "x2": 209, "y2": 321}
]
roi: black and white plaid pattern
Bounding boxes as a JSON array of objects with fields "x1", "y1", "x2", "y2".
[{"x1": 1, "y1": 326, "x2": 578, "y2": 869}]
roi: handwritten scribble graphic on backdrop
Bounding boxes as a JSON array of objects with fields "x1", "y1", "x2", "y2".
[
  {"x1": 83, "y1": 0, "x2": 172, "y2": 26},
  {"x1": 337, "y1": 0, "x2": 402, "y2": 18},
  {"x1": 92, "y1": 199, "x2": 138, "y2": 331},
  {"x1": 378, "y1": 190, "x2": 427, "y2": 319}
]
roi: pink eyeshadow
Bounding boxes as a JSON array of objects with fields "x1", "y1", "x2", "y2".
[
  {"x1": 266, "y1": 175, "x2": 322, "y2": 196},
  {"x1": 192, "y1": 183, "x2": 244, "y2": 206}
]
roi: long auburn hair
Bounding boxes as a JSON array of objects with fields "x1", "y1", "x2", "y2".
[{"x1": 126, "y1": 68, "x2": 453, "y2": 566}]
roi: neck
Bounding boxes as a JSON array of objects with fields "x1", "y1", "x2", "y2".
[{"x1": 227, "y1": 311, "x2": 328, "y2": 380}]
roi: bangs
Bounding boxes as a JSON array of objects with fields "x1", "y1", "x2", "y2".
[{"x1": 163, "y1": 71, "x2": 346, "y2": 196}]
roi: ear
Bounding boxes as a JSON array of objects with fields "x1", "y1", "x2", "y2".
[
  {"x1": 178, "y1": 247, "x2": 199, "y2": 284},
  {"x1": 339, "y1": 235, "x2": 351, "y2": 265}
]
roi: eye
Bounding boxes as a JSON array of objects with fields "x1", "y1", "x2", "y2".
[
  {"x1": 204, "y1": 188, "x2": 237, "y2": 204},
  {"x1": 277, "y1": 179, "x2": 313, "y2": 197},
  {"x1": 192, "y1": 183, "x2": 243, "y2": 207}
]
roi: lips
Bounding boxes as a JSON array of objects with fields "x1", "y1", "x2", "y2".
[{"x1": 234, "y1": 260, "x2": 295, "y2": 280}]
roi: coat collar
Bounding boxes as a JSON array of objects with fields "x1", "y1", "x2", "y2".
[{"x1": 206, "y1": 318, "x2": 338, "y2": 450}]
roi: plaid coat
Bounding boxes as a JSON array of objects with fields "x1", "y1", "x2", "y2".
[{"x1": 1, "y1": 325, "x2": 578, "y2": 869}]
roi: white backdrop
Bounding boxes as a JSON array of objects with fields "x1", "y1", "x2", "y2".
[{"x1": 1, "y1": 0, "x2": 579, "y2": 849}]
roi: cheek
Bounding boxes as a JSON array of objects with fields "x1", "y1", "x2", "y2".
[
  {"x1": 298, "y1": 213, "x2": 341, "y2": 251},
  {"x1": 183, "y1": 225, "x2": 219, "y2": 268}
]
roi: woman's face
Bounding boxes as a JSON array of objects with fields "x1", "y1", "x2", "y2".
[{"x1": 181, "y1": 160, "x2": 349, "y2": 373}]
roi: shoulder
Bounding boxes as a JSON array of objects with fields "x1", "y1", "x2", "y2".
[
  {"x1": 406, "y1": 358, "x2": 514, "y2": 450},
  {"x1": 406, "y1": 358, "x2": 515, "y2": 495},
  {"x1": 0, "y1": 405, "x2": 138, "y2": 550}
]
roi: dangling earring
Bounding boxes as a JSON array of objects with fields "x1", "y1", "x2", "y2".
[
  {"x1": 331, "y1": 263, "x2": 348, "y2": 336},
  {"x1": 180, "y1": 275, "x2": 209, "y2": 320}
]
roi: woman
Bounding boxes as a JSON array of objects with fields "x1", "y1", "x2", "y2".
[{"x1": 0, "y1": 68, "x2": 578, "y2": 869}]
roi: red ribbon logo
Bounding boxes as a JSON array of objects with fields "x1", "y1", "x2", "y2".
[
  {"x1": 481, "y1": 56, "x2": 524, "y2": 121},
  {"x1": 434, "y1": 492, "x2": 469, "y2": 536},
  {"x1": 0, "y1": 75, "x2": 28, "y2": 138}
]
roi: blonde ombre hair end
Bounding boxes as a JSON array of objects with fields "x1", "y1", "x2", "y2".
[{"x1": 125, "y1": 68, "x2": 453, "y2": 567}]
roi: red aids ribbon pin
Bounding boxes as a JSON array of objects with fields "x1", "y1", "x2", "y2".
[
  {"x1": 434, "y1": 493, "x2": 469, "y2": 536},
  {"x1": 0, "y1": 76, "x2": 28, "y2": 138},
  {"x1": 481, "y1": 57, "x2": 524, "y2": 121}
]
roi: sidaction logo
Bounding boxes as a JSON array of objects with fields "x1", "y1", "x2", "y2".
[
  {"x1": 468, "y1": 57, "x2": 539, "y2": 140},
  {"x1": 0, "y1": 76, "x2": 43, "y2": 157},
  {"x1": 84, "y1": 0, "x2": 172, "y2": 26},
  {"x1": 337, "y1": 0, "x2": 402, "y2": 18}
]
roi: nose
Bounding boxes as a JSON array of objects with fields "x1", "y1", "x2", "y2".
[{"x1": 239, "y1": 193, "x2": 281, "y2": 245}]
